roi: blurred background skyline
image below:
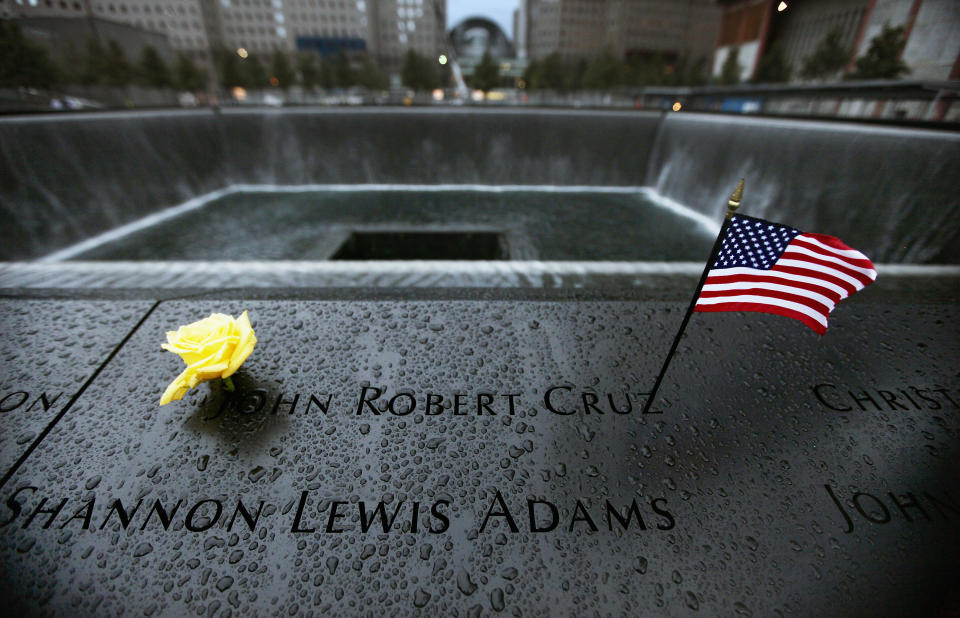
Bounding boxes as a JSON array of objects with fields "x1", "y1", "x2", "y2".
[{"x1": 1, "y1": 0, "x2": 958, "y2": 122}]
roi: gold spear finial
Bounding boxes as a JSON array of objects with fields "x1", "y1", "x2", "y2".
[{"x1": 726, "y1": 178, "x2": 745, "y2": 219}]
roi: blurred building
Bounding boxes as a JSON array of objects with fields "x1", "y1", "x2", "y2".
[
  {"x1": 14, "y1": 15, "x2": 174, "y2": 69},
  {"x1": 864, "y1": 0, "x2": 959, "y2": 81},
  {"x1": 368, "y1": 0, "x2": 447, "y2": 74},
  {"x1": 715, "y1": 0, "x2": 960, "y2": 82},
  {"x1": 5, "y1": 0, "x2": 448, "y2": 78},
  {"x1": 512, "y1": 5, "x2": 526, "y2": 59},
  {"x1": 4, "y1": 0, "x2": 214, "y2": 66},
  {"x1": 521, "y1": 0, "x2": 720, "y2": 64}
]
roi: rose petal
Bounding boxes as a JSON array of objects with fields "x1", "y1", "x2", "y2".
[{"x1": 160, "y1": 311, "x2": 256, "y2": 404}]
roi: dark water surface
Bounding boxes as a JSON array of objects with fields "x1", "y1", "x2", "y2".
[{"x1": 69, "y1": 189, "x2": 716, "y2": 261}]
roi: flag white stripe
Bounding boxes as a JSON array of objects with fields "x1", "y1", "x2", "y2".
[
  {"x1": 706, "y1": 267, "x2": 849, "y2": 298},
  {"x1": 798, "y1": 234, "x2": 875, "y2": 264},
  {"x1": 696, "y1": 295, "x2": 829, "y2": 328},
  {"x1": 701, "y1": 281, "x2": 835, "y2": 311},
  {"x1": 784, "y1": 244, "x2": 878, "y2": 278},
  {"x1": 776, "y1": 258, "x2": 866, "y2": 290}
]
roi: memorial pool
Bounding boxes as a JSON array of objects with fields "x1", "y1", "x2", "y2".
[
  {"x1": 0, "y1": 109, "x2": 958, "y2": 616},
  {"x1": 49, "y1": 187, "x2": 716, "y2": 262}
]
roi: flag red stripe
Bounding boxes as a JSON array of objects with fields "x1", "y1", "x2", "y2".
[
  {"x1": 780, "y1": 248, "x2": 875, "y2": 287},
  {"x1": 771, "y1": 264, "x2": 858, "y2": 296},
  {"x1": 695, "y1": 301, "x2": 827, "y2": 335},
  {"x1": 697, "y1": 287, "x2": 833, "y2": 313},
  {"x1": 703, "y1": 272, "x2": 843, "y2": 303},
  {"x1": 792, "y1": 236, "x2": 876, "y2": 271},
  {"x1": 803, "y1": 232, "x2": 877, "y2": 260}
]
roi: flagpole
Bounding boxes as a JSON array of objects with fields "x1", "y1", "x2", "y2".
[{"x1": 641, "y1": 179, "x2": 744, "y2": 414}]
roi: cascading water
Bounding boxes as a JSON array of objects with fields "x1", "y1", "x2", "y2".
[
  {"x1": 645, "y1": 113, "x2": 960, "y2": 263},
  {"x1": 1, "y1": 109, "x2": 958, "y2": 265}
]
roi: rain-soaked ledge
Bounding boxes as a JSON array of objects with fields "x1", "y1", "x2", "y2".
[{"x1": 0, "y1": 261, "x2": 957, "y2": 302}]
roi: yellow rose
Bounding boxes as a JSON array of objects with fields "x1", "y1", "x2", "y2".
[{"x1": 159, "y1": 311, "x2": 257, "y2": 406}]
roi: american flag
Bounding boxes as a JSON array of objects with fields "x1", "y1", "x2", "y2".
[{"x1": 694, "y1": 214, "x2": 877, "y2": 334}]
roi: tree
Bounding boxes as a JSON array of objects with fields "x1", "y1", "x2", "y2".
[
  {"x1": 566, "y1": 57, "x2": 589, "y2": 90},
  {"x1": 332, "y1": 51, "x2": 354, "y2": 88},
  {"x1": 242, "y1": 54, "x2": 268, "y2": 88},
  {"x1": 852, "y1": 23, "x2": 909, "y2": 80},
  {"x1": 319, "y1": 57, "x2": 336, "y2": 89},
  {"x1": 0, "y1": 20, "x2": 59, "y2": 89},
  {"x1": 270, "y1": 51, "x2": 295, "y2": 90},
  {"x1": 582, "y1": 49, "x2": 623, "y2": 90},
  {"x1": 357, "y1": 57, "x2": 387, "y2": 90},
  {"x1": 80, "y1": 38, "x2": 108, "y2": 85},
  {"x1": 400, "y1": 49, "x2": 437, "y2": 91},
  {"x1": 752, "y1": 43, "x2": 791, "y2": 83},
  {"x1": 218, "y1": 49, "x2": 244, "y2": 88},
  {"x1": 137, "y1": 45, "x2": 171, "y2": 89},
  {"x1": 537, "y1": 53, "x2": 568, "y2": 91},
  {"x1": 719, "y1": 46, "x2": 741, "y2": 85},
  {"x1": 624, "y1": 54, "x2": 665, "y2": 87},
  {"x1": 801, "y1": 27, "x2": 850, "y2": 80},
  {"x1": 521, "y1": 59, "x2": 540, "y2": 89},
  {"x1": 174, "y1": 53, "x2": 206, "y2": 91},
  {"x1": 472, "y1": 52, "x2": 500, "y2": 93},
  {"x1": 297, "y1": 53, "x2": 320, "y2": 90},
  {"x1": 103, "y1": 39, "x2": 133, "y2": 87},
  {"x1": 674, "y1": 55, "x2": 709, "y2": 87}
]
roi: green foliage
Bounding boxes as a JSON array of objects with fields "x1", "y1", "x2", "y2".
[
  {"x1": 401, "y1": 49, "x2": 438, "y2": 91},
  {"x1": 78, "y1": 38, "x2": 134, "y2": 87},
  {"x1": 472, "y1": 52, "x2": 500, "y2": 92},
  {"x1": 332, "y1": 51, "x2": 354, "y2": 88},
  {"x1": 297, "y1": 53, "x2": 320, "y2": 90},
  {"x1": 624, "y1": 54, "x2": 664, "y2": 86},
  {"x1": 582, "y1": 49, "x2": 623, "y2": 90},
  {"x1": 218, "y1": 49, "x2": 243, "y2": 88},
  {"x1": 270, "y1": 51, "x2": 295, "y2": 90},
  {"x1": 242, "y1": 55, "x2": 268, "y2": 88},
  {"x1": 80, "y1": 38, "x2": 108, "y2": 85},
  {"x1": 673, "y1": 55, "x2": 709, "y2": 87},
  {"x1": 357, "y1": 56, "x2": 388, "y2": 90},
  {"x1": 217, "y1": 49, "x2": 266, "y2": 88},
  {"x1": 752, "y1": 43, "x2": 791, "y2": 83},
  {"x1": 319, "y1": 57, "x2": 336, "y2": 89},
  {"x1": 102, "y1": 40, "x2": 133, "y2": 87},
  {"x1": 174, "y1": 53, "x2": 206, "y2": 91},
  {"x1": 0, "y1": 20, "x2": 59, "y2": 89},
  {"x1": 523, "y1": 50, "x2": 708, "y2": 91},
  {"x1": 801, "y1": 27, "x2": 850, "y2": 80},
  {"x1": 567, "y1": 57, "x2": 589, "y2": 90},
  {"x1": 852, "y1": 23, "x2": 909, "y2": 80},
  {"x1": 137, "y1": 46, "x2": 171, "y2": 89},
  {"x1": 521, "y1": 59, "x2": 539, "y2": 88},
  {"x1": 523, "y1": 53, "x2": 570, "y2": 91},
  {"x1": 719, "y1": 46, "x2": 741, "y2": 85}
]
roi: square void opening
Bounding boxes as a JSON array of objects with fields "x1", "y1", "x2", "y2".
[{"x1": 330, "y1": 231, "x2": 509, "y2": 260}]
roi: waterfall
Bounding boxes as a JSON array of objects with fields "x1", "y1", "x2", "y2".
[
  {"x1": 645, "y1": 113, "x2": 960, "y2": 263},
  {"x1": 1, "y1": 109, "x2": 957, "y2": 263}
]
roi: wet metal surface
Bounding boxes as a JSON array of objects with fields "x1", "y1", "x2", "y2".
[
  {"x1": 0, "y1": 301, "x2": 156, "y2": 477},
  {"x1": 0, "y1": 288, "x2": 957, "y2": 616}
]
